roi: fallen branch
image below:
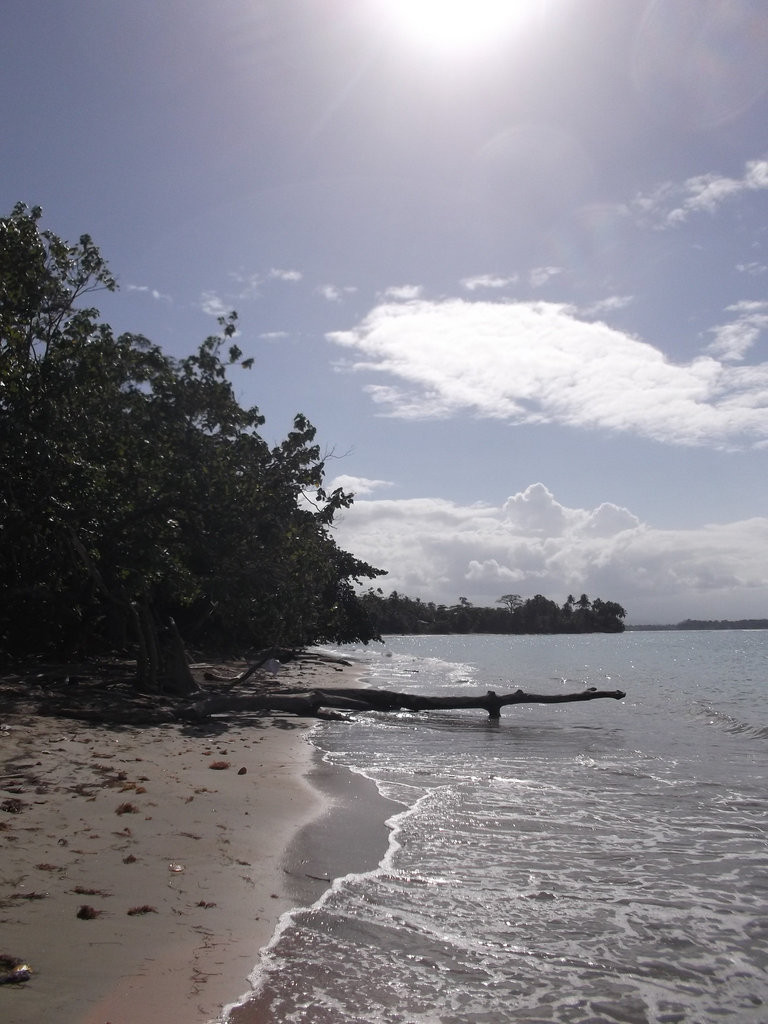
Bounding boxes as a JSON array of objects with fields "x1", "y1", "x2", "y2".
[{"x1": 183, "y1": 685, "x2": 626, "y2": 722}]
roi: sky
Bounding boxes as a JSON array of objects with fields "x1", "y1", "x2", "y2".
[{"x1": 2, "y1": 0, "x2": 767, "y2": 624}]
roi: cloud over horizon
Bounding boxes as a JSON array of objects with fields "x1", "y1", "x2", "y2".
[{"x1": 330, "y1": 482, "x2": 768, "y2": 623}]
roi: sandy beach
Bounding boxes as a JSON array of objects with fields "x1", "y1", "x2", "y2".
[{"x1": 0, "y1": 652, "x2": 368, "y2": 1024}]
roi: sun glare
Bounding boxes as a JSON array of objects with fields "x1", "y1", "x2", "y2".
[{"x1": 376, "y1": 0, "x2": 527, "y2": 55}]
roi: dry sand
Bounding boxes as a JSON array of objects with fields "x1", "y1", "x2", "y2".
[{"x1": 0, "y1": 653, "x2": 365, "y2": 1024}]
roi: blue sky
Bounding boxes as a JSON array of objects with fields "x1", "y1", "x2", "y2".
[{"x1": 3, "y1": 0, "x2": 767, "y2": 623}]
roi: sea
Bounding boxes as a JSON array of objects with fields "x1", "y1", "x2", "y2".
[{"x1": 228, "y1": 631, "x2": 768, "y2": 1024}]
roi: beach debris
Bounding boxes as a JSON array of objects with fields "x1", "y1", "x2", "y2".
[
  {"x1": 168, "y1": 862, "x2": 185, "y2": 873},
  {"x1": 10, "y1": 891, "x2": 47, "y2": 901},
  {"x1": 76, "y1": 904, "x2": 102, "y2": 919},
  {"x1": 0, "y1": 954, "x2": 32, "y2": 985},
  {"x1": 1, "y1": 797, "x2": 25, "y2": 813},
  {"x1": 208, "y1": 760, "x2": 230, "y2": 770},
  {"x1": 196, "y1": 900, "x2": 217, "y2": 908},
  {"x1": 34, "y1": 863, "x2": 61, "y2": 872},
  {"x1": 122, "y1": 854, "x2": 137, "y2": 864},
  {"x1": 72, "y1": 886, "x2": 111, "y2": 897},
  {"x1": 237, "y1": 766, "x2": 247, "y2": 775},
  {"x1": 115, "y1": 801, "x2": 139, "y2": 815},
  {"x1": 127, "y1": 905, "x2": 157, "y2": 915}
]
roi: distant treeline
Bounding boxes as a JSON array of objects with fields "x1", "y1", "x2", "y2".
[
  {"x1": 359, "y1": 590, "x2": 627, "y2": 635},
  {"x1": 629, "y1": 619, "x2": 768, "y2": 631}
]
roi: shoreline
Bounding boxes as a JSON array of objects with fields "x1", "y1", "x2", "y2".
[
  {"x1": 0, "y1": 651, "x2": 368, "y2": 1024},
  {"x1": 225, "y1": 747, "x2": 399, "y2": 1024}
]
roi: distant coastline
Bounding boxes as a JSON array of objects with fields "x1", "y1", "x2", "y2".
[{"x1": 627, "y1": 619, "x2": 768, "y2": 631}]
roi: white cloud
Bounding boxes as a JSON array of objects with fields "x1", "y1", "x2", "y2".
[
  {"x1": 227, "y1": 267, "x2": 302, "y2": 300},
  {"x1": 634, "y1": 156, "x2": 768, "y2": 227},
  {"x1": 529, "y1": 265, "x2": 562, "y2": 288},
  {"x1": 269, "y1": 267, "x2": 303, "y2": 282},
  {"x1": 229, "y1": 271, "x2": 263, "y2": 299},
  {"x1": 328, "y1": 474, "x2": 393, "y2": 497},
  {"x1": 259, "y1": 330, "x2": 289, "y2": 341},
  {"x1": 317, "y1": 284, "x2": 358, "y2": 302},
  {"x1": 746, "y1": 159, "x2": 768, "y2": 189},
  {"x1": 708, "y1": 301, "x2": 768, "y2": 361},
  {"x1": 333, "y1": 483, "x2": 768, "y2": 622},
  {"x1": 200, "y1": 290, "x2": 230, "y2": 317},
  {"x1": 461, "y1": 273, "x2": 518, "y2": 291},
  {"x1": 667, "y1": 173, "x2": 743, "y2": 222},
  {"x1": 127, "y1": 284, "x2": 172, "y2": 303},
  {"x1": 737, "y1": 262, "x2": 768, "y2": 276},
  {"x1": 328, "y1": 298, "x2": 768, "y2": 448},
  {"x1": 381, "y1": 284, "x2": 423, "y2": 301},
  {"x1": 579, "y1": 295, "x2": 634, "y2": 317}
]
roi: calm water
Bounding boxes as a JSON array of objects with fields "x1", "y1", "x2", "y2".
[{"x1": 231, "y1": 632, "x2": 768, "y2": 1024}]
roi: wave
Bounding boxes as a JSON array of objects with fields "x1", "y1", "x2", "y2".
[{"x1": 690, "y1": 700, "x2": 768, "y2": 740}]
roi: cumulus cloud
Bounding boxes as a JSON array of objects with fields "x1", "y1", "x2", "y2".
[
  {"x1": 331, "y1": 483, "x2": 768, "y2": 623},
  {"x1": 327, "y1": 298, "x2": 768, "y2": 448},
  {"x1": 634, "y1": 156, "x2": 768, "y2": 227}
]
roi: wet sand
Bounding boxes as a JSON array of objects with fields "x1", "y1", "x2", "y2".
[
  {"x1": 225, "y1": 752, "x2": 399, "y2": 1024},
  {"x1": 0, "y1": 654, "x2": 367, "y2": 1024}
]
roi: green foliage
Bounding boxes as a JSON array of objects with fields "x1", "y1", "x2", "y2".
[
  {"x1": 360, "y1": 590, "x2": 627, "y2": 635},
  {"x1": 0, "y1": 204, "x2": 384, "y2": 667}
]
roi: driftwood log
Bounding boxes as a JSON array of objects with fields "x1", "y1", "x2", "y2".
[{"x1": 182, "y1": 685, "x2": 626, "y2": 722}]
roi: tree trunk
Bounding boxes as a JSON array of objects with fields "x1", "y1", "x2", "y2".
[
  {"x1": 159, "y1": 617, "x2": 201, "y2": 696},
  {"x1": 65, "y1": 529, "x2": 201, "y2": 695},
  {"x1": 133, "y1": 604, "x2": 201, "y2": 696},
  {"x1": 182, "y1": 685, "x2": 626, "y2": 721}
]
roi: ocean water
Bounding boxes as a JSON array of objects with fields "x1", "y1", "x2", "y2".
[{"x1": 232, "y1": 631, "x2": 768, "y2": 1024}]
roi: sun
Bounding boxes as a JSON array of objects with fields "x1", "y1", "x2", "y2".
[{"x1": 375, "y1": 0, "x2": 527, "y2": 55}]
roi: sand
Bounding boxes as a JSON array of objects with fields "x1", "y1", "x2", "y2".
[{"x1": 0, "y1": 653, "x2": 369, "y2": 1024}]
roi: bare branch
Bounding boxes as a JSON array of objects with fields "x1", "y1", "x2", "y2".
[{"x1": 182, "y1": 685, "x2": 626, "y2": 722}]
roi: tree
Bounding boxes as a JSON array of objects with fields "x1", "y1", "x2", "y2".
[
  {"x1": 0, "y1": 204, "x2": 384, "y2": 685},
  {"x1": 497, "y1": 594, "x2": 523, "y2": 612}
]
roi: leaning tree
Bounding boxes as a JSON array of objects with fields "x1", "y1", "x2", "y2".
[{"x1": 0, "y1": 203, "x2": 384, "y2": 691}]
